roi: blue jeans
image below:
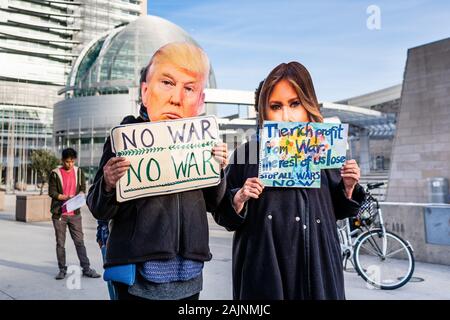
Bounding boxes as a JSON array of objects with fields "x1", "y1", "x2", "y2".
[{"x1": 101, "y1": 246, "x2": 117, "y2": 300}]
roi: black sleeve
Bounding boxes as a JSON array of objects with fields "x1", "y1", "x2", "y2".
[
  {"x1": 325, "y1": 169, "x2": 366, "y2": 220},
  {"x1": 86, "y1": 137, "x2": 121, "y2": 220},
  {"x1": 202, "y1": 169, "x2": 226, "y2": 213},
  {"x1": 86, "y1": 116, "x2": 139, "y2": 220},
  {"x1": 48, "y1": 171, "x2": 60, "y2": 200},
  {"x1": 211, "y1": 144, "x2": 249, "y2": 231}
]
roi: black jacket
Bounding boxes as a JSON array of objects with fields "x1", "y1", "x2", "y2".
[
  {"x1": 87, "y1": 115, "x2": 226, "y2": 267},
  {"x1": 48, "y1": 166, "x2": 86, "y2": 219},
  {"x1": 212, "y1": 138, "x2": 365, "y2": 300}
]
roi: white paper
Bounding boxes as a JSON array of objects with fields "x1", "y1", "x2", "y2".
[{"x1": 63, "y1": 194, "x2": 86, "y2": 211}]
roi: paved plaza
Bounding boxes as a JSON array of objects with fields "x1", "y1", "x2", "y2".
[{"x1": 1, "y1": 194, "x2": 449, "y2": 300}]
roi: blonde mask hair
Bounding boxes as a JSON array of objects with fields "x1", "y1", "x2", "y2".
[{"x1": 147, "y1": 42, "x2": 210, "y2": 87}]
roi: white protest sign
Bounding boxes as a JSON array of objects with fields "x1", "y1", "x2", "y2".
[{"x1": 110, "y1": 115, "x2": 221, "y2": 202}]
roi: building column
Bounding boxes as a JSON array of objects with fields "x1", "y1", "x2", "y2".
[{"x1": 359, "y1": 128, "x2": 370, "y2": 175}]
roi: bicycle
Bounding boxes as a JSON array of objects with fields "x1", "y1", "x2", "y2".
[{"x1": 337, "y1": 182, "x2": 415, "y2": 290}]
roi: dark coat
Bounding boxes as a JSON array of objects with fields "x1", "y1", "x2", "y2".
[
  {"x1": 87, "y1": 115, "x2": 226, "y2": 268},
  {"x1": 212, "y1": 139, "x2": 365, "y2": 300},
  {"x1": 48, "y1": 166, "x2": 86, "y2": 219}
]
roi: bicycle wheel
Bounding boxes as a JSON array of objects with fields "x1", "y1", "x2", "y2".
[{"x1": 353, "y1": 229, "x2": 414, "y2": 290}]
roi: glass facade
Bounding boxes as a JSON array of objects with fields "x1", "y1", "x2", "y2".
[
  {"x1": 73, "y1": 0, "x2": 146, "y2": 54},
  {"x1": 0, "y1": 80, "x2": 54, "y2": 191},
  {"x1": 0, "y1": 0, "x2": 79, "y2": 85}
]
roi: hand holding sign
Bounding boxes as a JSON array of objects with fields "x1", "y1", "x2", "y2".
[
  {"x1": 103, "y1": 157, "x2": 131, "y2": 193},
  {"x1": 211, "y1": 142, "x2": 229, "y2": 169},
  {"x1": 232, "y1": 177, "x2": 265, "y2": 214},
  {"x1": 340, "y1": 159, "x2": 361, "y2": 198}
]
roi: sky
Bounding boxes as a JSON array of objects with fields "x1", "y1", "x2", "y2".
[{"x1": 148, "y1": 0, "x2": 450, "y2": 102}]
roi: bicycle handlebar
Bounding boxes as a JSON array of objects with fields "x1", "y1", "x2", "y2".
[{"x1": 366, "y1": 182, "x2": 384, "y2": 190}]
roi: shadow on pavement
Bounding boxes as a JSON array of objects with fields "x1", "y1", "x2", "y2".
[{"x1": 0, "y1": 258, "x2": 55, "y2": 277}]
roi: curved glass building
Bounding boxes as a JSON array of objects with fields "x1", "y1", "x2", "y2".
[{"x1": 54, "y1": 15, "x2": 217, "y2": 181}]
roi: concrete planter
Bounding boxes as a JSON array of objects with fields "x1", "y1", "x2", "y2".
[
  {"x1": 15, "y1": 182, "x2": 27, "y2": 191},
  {"x1": 0, "y1": 191, "x2": 4, "y2": 211},
  {"x1": 16, "y1": 194, "x2": 52, "y2": 222}
]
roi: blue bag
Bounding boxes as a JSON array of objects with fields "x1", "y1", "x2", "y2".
[{"x1": 103, "y1": 263, "x2": 136, "y2": 286}]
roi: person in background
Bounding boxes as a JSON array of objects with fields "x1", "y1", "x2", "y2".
[{"x1": 49, "y1": 147, "x2": 101, "y2": 280}]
